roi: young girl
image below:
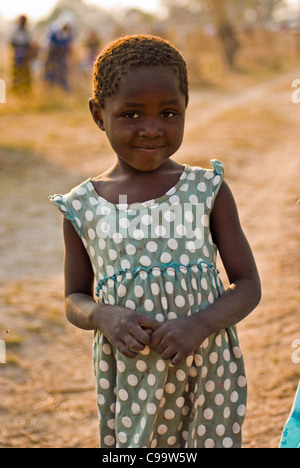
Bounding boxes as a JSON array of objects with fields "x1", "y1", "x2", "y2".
[{"x1": 50, "y1": 35, "x2": 261, "y2": 449}]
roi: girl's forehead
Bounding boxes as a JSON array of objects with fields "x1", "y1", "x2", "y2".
[{"x1": 118, "y1": 66, "x2": 183, "y2": 99}]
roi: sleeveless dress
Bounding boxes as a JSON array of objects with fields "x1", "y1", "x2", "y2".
[{"x1": 50, "y1": 160, "x2": 247, "y2": 448}]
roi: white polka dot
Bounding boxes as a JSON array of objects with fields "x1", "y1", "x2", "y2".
[
  {"x1": 117, "y1": 360, "x2": 126, "y2": 373},
  {"x1": 164, "y1": 210, "x2": 175, "y2": 222},
  {"x1": 117, "y1": 285, "x2": 127, "y2": 298},
  {"x1": 215, "y1": 394, "x2": 225, "y2": 406},
  {"x1": 126, "y1": 244, "x2": 136, "y2": 255},
  {"x1": 136, "y1": 360, "x2": 147, "y2": 372},
  {"x1": 119, "y1": 389, "x2": 128, "y2": 401},
  {"x1": 104, "y1": 435, "x2": 115, "y2": 446},
  {"x1": 201, "y1": 214, "x2": 209, "y2": 227},
  {"x1": 158, "y1": 424, "x2": 168, "y2": 435},
  {"x1": 141, "y1": 214, "x2": 153, "y2": 226},
  {"x1": 138, "y1": 389, "x2": 148, "y2": 401},
  {"x1": 98, "y1": 239, "x2": 106, "y2": 250},
  {"x1": 72, "y1": 200, "x2": 82, "y2": 210},
  {"x1": 165, "y1": 383, "x2": 176, "y2": 394},
  {"x1": 180, "y1": 254, "x2": 190, "y2": 265},
  {"x1": 118, "y1": 432, "x2": 128, "y2": 444},
  {"x1": 169, "y1": 195, "x2": 180, "y2": 205},
  {"x1": 237, "y1": 404, "x2": 246, "y2": 417},
  {"x1": 176, "y1": 224, "x2": 187, "y2": 237},
  {"x1": 204, "y1": 408, "x2": 214, "y2": 420},
  {"x1": 122, "y1": 416, "x2": 132, "y2": 428},
  {"x1": 107, "y1": 419, "x2": 115, "y2": 430},
  {"x1": 164, "y1": 409, "x2": 175, "y2": 420},
  {"x1": 233, "y1": 422, "x2": 241, "y2": 434},
  {"x1": 189, "y1": 194, "x2": 198, "y2": 205},
  {"x1": 146, "y1": 241, "x2": 157, "y2": 252},
  {"x1": 223, "y1": 437, "x2": 233, "y2": 448},
  {"x1": 213, "y1": 175, "x2": 221, "y2": 186},
  {"x1": 205, "y1": 381, "x2": 215, "y2": 393},
  {"x1": 168, "y1": 239, "x2": 178, "y2": 250},
  {"x1": 233, "y1": 346, "x2": 242, "y2": 359},
  {"x1": 127, "y1": 374, "x2": 138, "y2": 386},
  {"x1": 155, "y1": 388, "x2": 164, "y2": 400},
  {"x1": 216, "y1": 424, "x2": 225, "y2": 437},
  {"x1": 197, "y1": 182, "x2": 206, "y2": 192},
  {"x1": 133, "y1": 229, "x2": 145, "y2": 240},
  {"x1": 175, "y1": 295, "x2": 185, "y2": 308},
  {"x1": 140, "y1": 256, "x2": 151, "y2": 267},
  {"x1": 176, "y1": 397, "x2": 185, "y2": 408},
  {"x1": 204, "y1": 438, "x2": 215, "y2": 448},
  {"x1": 167, "y1": 436, "x2": 177, "y2": 446},
  {"x1": 197, "y1": 425, "x2": 206, "y2": 437},
  {"x1": 97, "y1": 394, "x2": 105, "y2": 405},
  {"x1": 109, "y1": 249, "x2": 117, "y2": 261},
  {"x1": 155, "y1": 314, "x2": 164, "y2": 324},
  {"x1": 144, "y1": 299, "x2": 154, "y2": 312},
  {"x1": 134, "y1": 285, "x2": 144, "y2": 298},
  {"x1": 99, "y1": 378, "x2": 110, "y2": 389},
  {"x1": 209, "y1": 352, "x2": 218, "y2": 364},
  {"x1": 88, "y1": 229, "x2": 96, "y2": 240},
  {"x1": 100, "y1": 221, "x2": 110, "y2": 234},
  {"x1": 176, "y1": 369, "x2": 186, "y2": 381},
  {"x1": 161, "y1": 252, "x2": 172, "y2": 263},
  {"x1": 154, "y1": 225, "x2": 166, "y2": 237},
  {"x1": 103, "y1": 343, "x2": 112, "y2": 355},
  {"x1": 147, "y1": 403, "x2": 157, "y2": 415},
  {"x1": 147, "y1": 374, "x2": 156, "y2": 386},
  {"x1": 76, "y1": 186, "x2": 87, "y2": 195},
  {"x1": 99, "y1": 360, "x2": 109, "y2": 372},
  {"x1": 119, "y1": 217, "x2": 130, "y2": 229},
  {"x1": 125, "y1": 300, "x2": 135, "y2": 311},
  {"x1": 238, "y1": 376, "x2": 247, "y2": 387},
  {"x1": 165, "y1": 282, "x2": 174, "y2": 294},
  {"x1": 131, "y1": 403, "x2": 141, "y2": 415},
  {"x1": 156, "y1": 360, "x2": 166, "y2": 372},
  {"x1": 151, "y1": 283, "x2": 160, "y2": 295}
]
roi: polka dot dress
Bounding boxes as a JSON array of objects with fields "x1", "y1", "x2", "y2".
[{"x1": 50, "y1": 160, "x2": 247, "y2": 448}]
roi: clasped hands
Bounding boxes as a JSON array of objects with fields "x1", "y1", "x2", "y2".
[{"x1": 98, "y1": 306, "x2": 207, "y2": 366}]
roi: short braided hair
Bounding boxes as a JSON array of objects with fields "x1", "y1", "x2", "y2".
[{"x1": 93, "y1": 35, "x2": 189, "y2": 109}]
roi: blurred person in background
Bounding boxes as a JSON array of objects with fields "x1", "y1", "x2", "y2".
[
  {"x1": 10, "y1": 15, "x2": 37, "y2": 94},
  {"x1": 43, "y1": 12, "x2": 76, "y2": 92},
  {"x1": 80, "y1": 30, "x2": 102, "y2": 74}
]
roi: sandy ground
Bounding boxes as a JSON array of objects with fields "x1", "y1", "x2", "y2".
[{"x1": 0, "y1": 67, "x2": 299, "y2": 448}]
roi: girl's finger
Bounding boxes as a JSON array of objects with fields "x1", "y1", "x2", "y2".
[{"x1": 116, "y1": 340, "x2": 137, "y2": 359}]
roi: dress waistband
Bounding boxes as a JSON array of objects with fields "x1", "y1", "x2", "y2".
[{"x1": 96, "y1": 260, "x2": 219, "y2": 297}]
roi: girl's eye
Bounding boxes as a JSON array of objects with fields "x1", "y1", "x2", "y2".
[
  {"x1": 123, "y1": 112, "x2": 139, "y2": 119},
  {"x1": 161, "y1": 111, "x2": 176, "y2": 118}
]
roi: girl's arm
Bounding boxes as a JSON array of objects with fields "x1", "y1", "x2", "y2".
[
  {"x1": 63, "y1": 218, "x2": 160, "y2": 358},
  {"x1": 151, "y1": 181, "x2": 261, "y2": 365}
]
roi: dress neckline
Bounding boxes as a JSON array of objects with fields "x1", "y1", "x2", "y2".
[{"x1": 87, "y1": 164, "x2": 190, "y2": 210}]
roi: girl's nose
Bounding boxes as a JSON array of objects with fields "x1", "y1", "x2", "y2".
[{"x1": 138, "y1": 118, "x2": 163, "y2": 138}]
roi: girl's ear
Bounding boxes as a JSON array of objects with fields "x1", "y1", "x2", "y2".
[{"x1": 89, "y1": 98, "x2": 105, "y2": 131}]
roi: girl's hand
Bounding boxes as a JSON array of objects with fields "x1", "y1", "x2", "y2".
[
  {"x1": 95, "y1": 304, "x2": 161, "y2": 359},
  {"x1": 150, "y1": 315, "x2": 206, "y2": 366}
]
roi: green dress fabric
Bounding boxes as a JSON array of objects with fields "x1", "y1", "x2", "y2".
[{"x1": 50, "y1": 159, "x2": 247, "y2": 448}]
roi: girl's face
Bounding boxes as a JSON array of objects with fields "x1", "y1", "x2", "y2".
[{"x1": 91, "y1": 66, "x2": 186, "y2": 172}]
